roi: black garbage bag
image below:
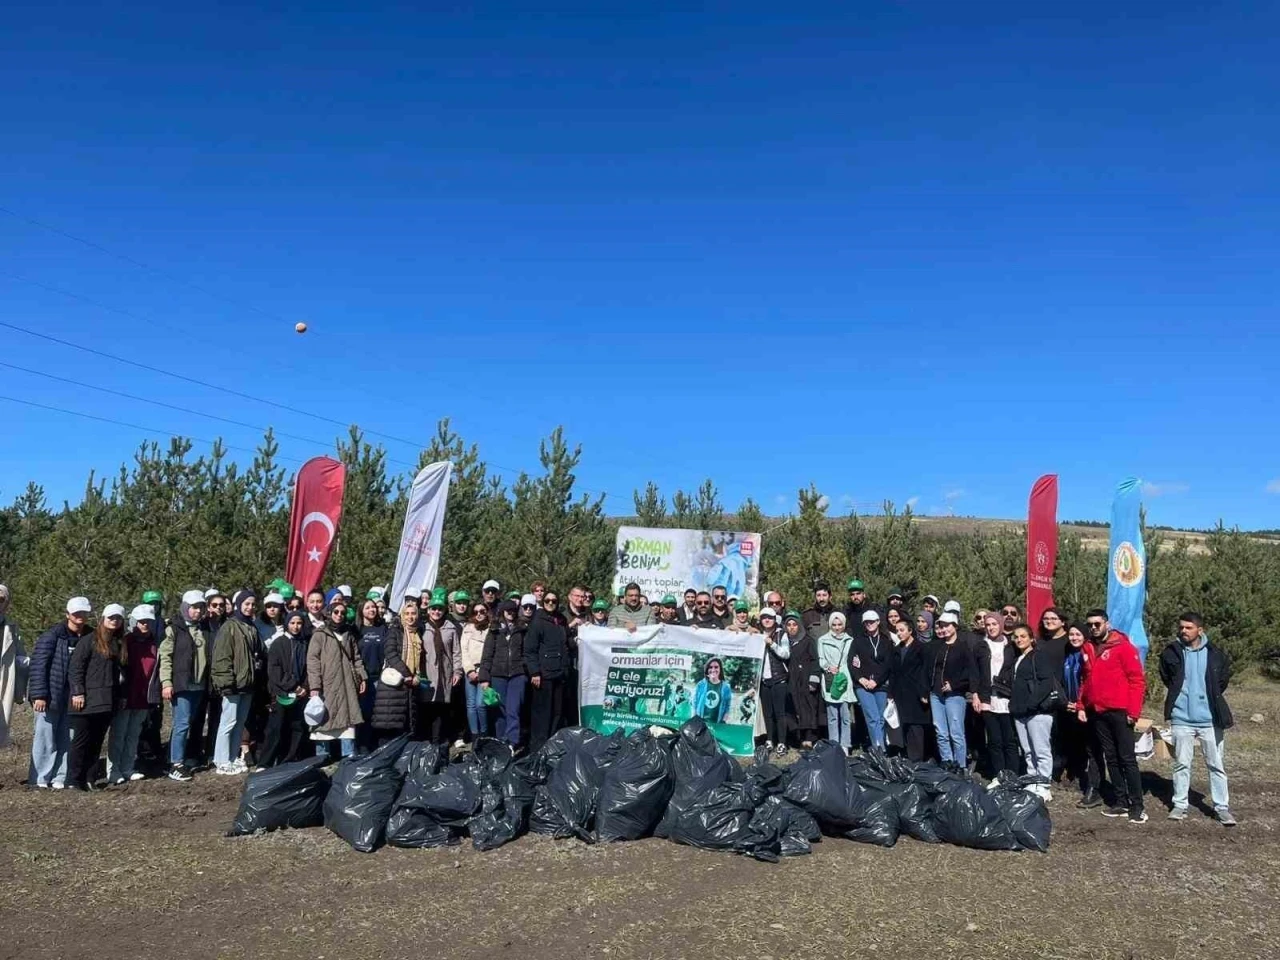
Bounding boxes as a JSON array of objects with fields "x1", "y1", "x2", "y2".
[
  {"x1": 932, "y1": 778, "x2": 1019, "y2": 851},
  {"x1": 990, "y1": 774, "x2": 1052, "y2": 853},
  {"x1": 530, "y1": 745, "x2": 606, "y2": 840},
  {"x1": 385, "y1": 785, "x2": 461, "y2": 849},
  {"x1": 849, "y1": 752, "x2": 940, "y2": 844},
  {"x1": 323, "y1": 735, "x2": 409, "y2": 853},
  {"x1": 782, "y1": 741, "x2": 900, "y2": 847},
  {"x1": 750, "y1": 795, "x2": 820, "y2": 857},
  {"x1": 535, "y1": 726, "x2": 609, "y2": 769},
  {"x1": 666, "y1": 776, "x2": 781, "y2": 862},
  {"x1": 465, "y1": 737, "x2": 516, "y2": 782},
  {"x1": 396, "y1": 741, "x2": 447, "y2": 779},
  {"x1": 595, "y1": 730, "x2": 675, "y2": 842},
  {"x1": 469, "y1": 782, "x2": 526, "y2": 852},
  {"x1": 228, "y1": 756, "x2": 331, "y2": 836},
  {"x1": 655, "y1": 719, "x2": 741, "y2": 839},
  {"x1": 500, "y1": 753, "x2": 551, "y2": 816}
]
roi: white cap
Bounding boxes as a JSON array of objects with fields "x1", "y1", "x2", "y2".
[
  {"x1": 67, "y1": 596, "x2": 92, "y2": 615},
  {"x1": 482, "y1": 579, "x2": 501, "y2": 591},
  {"x1": 924, "y1": 594, "x2": 940, "y2": 605},
  {"x1": 102, "y1": 603, "x2": 126, "y2": 620},
  {"x1": 938, "y1": 612, "x2": 960, "y2": 625},
  {"x1": 520, "y1": 593, "x2": 537, "y2": 607},
  {"x1": 759, "y1": 607, "x2": 778, "y2": 619},
  {"x1": 130, "y1": 604, "x2": 155, "y2": 623},
  {"x1": 264, "y1": 592, "x2": 284, "y2": 606},
  {"x1": 943, "y1": 600, "x2": 962, "y2": 614},
  {"x1": 367, "y1": 586, "x2": 385, "y2": 601},
  {"x1": 862, "y1": 609, "x2": 880, "y2": 623},
  {"x1": 204, "y1": 588, "x2": 223, "y2": 600},
  {"x1": 182, "y1": 589, "x2": 207, "y2": 607},
  {"x1": 337, "y1": 584, "x2": 353, "y2": 598}
]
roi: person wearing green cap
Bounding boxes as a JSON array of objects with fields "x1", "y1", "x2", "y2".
[
  {"x1": 657, "y1": 594, "x2": 680, "y2": 625},
  {"x1": 449, "y1": 590, "x2": 471, "y2": 628},
  {"x1": 818, "y1": 611, "x2": 857, "y2": 754},
  {"x1": 590, "y1": 598, "x2": 610, "y2": 626},
  {"x1": 724, "y1": 600, "x2": 759, "y2": 634},
  {"x1": 417, "y1": 588, "x2": 463, "y2": 745},
  {"x1": 843, "y1": 579, "x2": 875, "y2": 637}
]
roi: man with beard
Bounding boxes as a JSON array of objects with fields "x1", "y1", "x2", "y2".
[
  {"x1": 678, "y1": 588, "x2": 698, "y2": 625},
  {"x1": 843, "y1": 579, "x2": 875, "y2": 637},
  {"x1": 803, "y1": 582, "x2": 836, "y2": 639},
  {"x1": 688, "y1": 591, "x2": 723, "y2": 629},
  {"x1": 709, "y1": 587, "x2": 733, "y2": 628}
]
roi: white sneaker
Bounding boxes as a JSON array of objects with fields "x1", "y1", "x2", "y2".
[
  {"x1": 453, "y1": 739, "x2": 466, "y2": 749},
  {"x1": 214, "y1": 764, "x2": 237, "y2": 776},
  {"x1": 110, "y1": 776, "x2": 126, "y2": 786},
  {"x1": 230, "y1": 759, "x2": 248, "y2": 774},
  {"x1": 764, "y1": 740, "x2": 774, "y2": 751},
  {"x1": 129, "y1": 772, "x2": 145, "y2": 781},
  {"x1": 51, "y1": 782, "x2": 66, "y2": 790}
]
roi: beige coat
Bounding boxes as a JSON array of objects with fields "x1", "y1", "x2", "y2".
[
  {"x1": 1, "y1": 617, "x2": 27, "y2": 748},
  {"x1": 459, "y1": 623, "x2": 487, "y2": 675},
  {"x1": 306, "y1": 624, "x2": 368, "y2": 732}
]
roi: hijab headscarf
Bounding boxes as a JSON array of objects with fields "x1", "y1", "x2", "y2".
[
  {"x1": 231, "y1": 589, "x2": 257, "y2": 625},
  {"x1": 915, "y1": 610, "x2": 934, "y2": 643}
]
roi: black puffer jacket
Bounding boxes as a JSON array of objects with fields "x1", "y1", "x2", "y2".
[
  {"x1": 478, "y1": 621, "x2": 527, "y2": 682},
  {"x1": 370, "y1": 623, "x2": 419, "y2": 732},
  {"x1": 523, "y1": 609, "x2": 569, "y2": 680},
  {"x1": 68, "y1": 633, "x2": 122, "y2": 715}
]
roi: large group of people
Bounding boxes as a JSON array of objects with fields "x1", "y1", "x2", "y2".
[{"x1": 0, "y1": 574, "x2": 1238, "y2": 827}]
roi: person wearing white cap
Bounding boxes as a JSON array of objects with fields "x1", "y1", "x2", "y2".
[
  {"x1": 943, "y1": 599, "x2": 962, "y2": 616},
  {"x1": 66, "y1": 603, "x2": 127, "y2": 790},
  {"x1": 204, "y1": 588, "x2": 227, "y2": 629},
  {"x1": 851, "y1": 609, "x2": 893, "y2": 750},
  {"x1": 1, "y1": 584, "x2": 27, "y2": 750},
  {"x1": 481, "y1": 580, "x2": 502, "y2": 617},
  {"x1": 757, "y1": 608, "x2": 791, "y2": 757},
  {"x1": 160, "y1": 590, "x2": 212, "y2": 780},
  {"x1": 257, "y1": 592, "x2": 285, "y2": 647},
  {"x1": 26, "y1": 596, "x2": 94, "y2": 788},
  {"x1": 106, "y1": 605, "x2": 162, "y2": 784},
  {"x1": 926, "y1": 611, "x2": 980, "y2": 771}
]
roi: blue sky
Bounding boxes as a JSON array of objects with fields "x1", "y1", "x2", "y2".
[{"x1": 2, "y1": 2, "x2": 1277, "y2": 528}]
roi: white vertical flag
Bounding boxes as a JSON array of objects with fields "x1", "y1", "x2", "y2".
[{"x1": 389, "y1": 461, "x2": 452, "y2": 612}]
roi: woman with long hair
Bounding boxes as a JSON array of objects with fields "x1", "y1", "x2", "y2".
[
  {"x1": 460, "y1": 602, "x2": 492, "y2": 739},
  {"x1": 974, "y1": 611, "x2": 1019, "y2": 779},
  {"x1": 371, "y1": 595, "x2": 422, "y2": 744},
  {"x1": 1061, "y1": 621, "x2": 1106, "y2": 806},
  {"x1": 478, "y1": 600, "x2": 528, "y2": 747},
  {"x1": 1010, "y1": 622, "x2": 1058, "y2": 800},
  {"x1": 355, "y1": 599, "x2": 386, "y2": 752},
  {"x1": 106, "y1": 605, "x2": 160, "y2": 784},
  {"x1": 891, "y1": 616, "x2": 931, "y2": 762},
  {"x1": 67, "y1": 604, "x2": 126, "y2": 790}
]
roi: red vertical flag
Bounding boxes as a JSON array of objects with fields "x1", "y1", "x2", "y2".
[
  {"x1": 286, "y1": 456, "x2": 347, "y2": 596},
  {"x1": 1026, "y1": 474, "x2": 1059, "y2": 631}
]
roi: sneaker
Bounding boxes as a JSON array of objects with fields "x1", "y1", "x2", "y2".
[
  {"x1": 1129, "y1": 810, "x2": 1149, "y2": 824},
  {"x1": 110, "y1": 776, "x2": 126, "y2": 786},
  {"x1": 1102, "y1": 805, "x2": 1128, "y2": 818},
  {"x1": 453, "y1": 738, "x2": 466, "y2": 749},
  {"x1": 168, "y1": 766, "x2": 193, "y2": 782},
  {"x1": 230, "y1": 759, "x2": 248, "y2": 774},
  {"x1": 51, "y1": 782, "x2": 66, "y2": 790},
  {"x1": 129, "y1": 772, "x2": 145, "y2": 782},
  {"x1": 763, "y1": 740, "x2": 774, "y2": 751},
  {"x1": 1078, "y1": 791, "x2": 1103, "y2": 809},
  {"x1": 1167, "y1": 806, "x2": 1188, "y2": 821},
  {"x1": 1217, "y1": 808, "x2": 1238, "y2": 827},
  {"x1": 775, "y1": 744, "x2": 787, "y2": 758},
  {"x1": 213, "y1": 764, "x2": 237, "y2": 776}
]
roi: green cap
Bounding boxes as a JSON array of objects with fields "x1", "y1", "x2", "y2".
[
  {"x1": 783, "y1": 609, "x2": 802, "y2": 622},
  {"x1": 592, "y1": 599, "x2": 610, "y2": 612},
  {"x1": 847, "y1": 579, "x2": 865, "y2": 591},
  {"x1": 453, "y1": 590, "x2": 471, "y2": 603},
  {"x1": 506, "y1": 590, "x2": 521, "y2": 600},
  {"x1": 280, "y1": 584, "x2": 296, "y2": 601},
  {"x1": 345, "y1": 606, "x2": 356, "y2": 622},
  {"x1": 141, "y1": 590, "x2": 163, "y2": 604},
  {"x1": 661, "y1": 594, "x2": 677, "y2": 606},
  {"x1": 429, "y1": 587, "x2": 448, "y2": 609},
  {"x1": 366, "y1": 588, "x2": 381, "y2": 601},
  {"x1": 276, "y1": 694, "x2": 298, "y2": 707},
  {"x1": 733, "y1": 600, "x2": 749, "y2": 613}
]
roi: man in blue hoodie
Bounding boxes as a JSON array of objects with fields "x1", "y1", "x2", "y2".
[{"x1": 1159, "y1": 611, "x2": 1236, "y2": 826}]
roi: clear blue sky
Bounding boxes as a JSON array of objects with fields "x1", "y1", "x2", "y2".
[{"x1": 2, "y1": 2, "x2": 1277, "y2": 528}]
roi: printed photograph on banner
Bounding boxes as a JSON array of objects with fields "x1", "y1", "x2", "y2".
[
  {"x1": 578, "y1": 624, "x2": 764, "y2": 756},
  {"x1": 612, "y1": 526, "x2": 762, "y2": 608}
]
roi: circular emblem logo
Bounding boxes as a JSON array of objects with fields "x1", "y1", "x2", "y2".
[
  {"x1": 1033, "y1": 540, "x2": 1050, "y2": 575},
  {"x1": 1112, "y1": 541, "x2": 1144, "y2": 588},
  {"x1": 703, "y1": 689, "x2": 720, "y2": 710}
]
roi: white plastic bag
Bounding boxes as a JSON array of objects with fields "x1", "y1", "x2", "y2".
[{"x1": 884, "y1": 698, "x2": 901, "y2": 730}]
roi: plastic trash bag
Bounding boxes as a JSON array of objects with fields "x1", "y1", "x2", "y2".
[
  {"x1": 931, "y1": 777, "x2": 1018, "y2": 851},
  {"x1": 482, "y1": 686, "x2": 502, "y2": 707},
  {"x1": 782, "y1": 741, "x2": 900, "y2": 847},
  {"x1": 595, "y1": 730, "x2": 675, "y2": 842},
  {"x1": 656, "y1": 719, "x2": 741, "y2": 839},
  {"x1": 531, "y1": 744, "x2": 606, "y2": 840},
  {"x1": 849, "y1": 751, "x2": 939, "y2": 844},
  {"x1": 323, "y1": 735, "x2": 409, "y2": 853},
  {"x1": 228, "y1": 756, "x2": 331, "y2": 836},
  {"x1": 395, "y1": 741, "x2": 447, "y2": 779},
  {"x1": 666, "y1": 776, "x2": 781, "y2": 862},
  {"x1": 750, "y1": 795, "x2": 821, "y2": 857},
  {"x1": 469, "y1": 783, "x2": 526, "y2": 852},
  {"x1": 990, "y1": 773, "x2": 1052, "y2": 853}
]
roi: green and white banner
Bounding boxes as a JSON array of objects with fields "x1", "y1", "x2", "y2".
[
  {"x1": 577, "y1": 624, "x2": 764, "y2": 757},
  {"x1": 612, "y1": 526, "x2": 763, "y2": 608}
]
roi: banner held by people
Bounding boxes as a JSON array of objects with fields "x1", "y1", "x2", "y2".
[
  {"x1": 577, "y1": 623, "x2": 764, "y2": 756},
  {"x1": 612, "y1": 526, "x2": 763, "y2": 608},
  {"x1": 389, "y1": 461, "x2": 452, "y2": 612},
  {"x1": 1108, "y1": 476, "x2": 1149, "y2": 661},
  {"x1": 1025, "y1": 474, "x2": 1059, "y2": 631},
  {"x1": 285, "y1": 456, "x2": 346, "y2": 596}
]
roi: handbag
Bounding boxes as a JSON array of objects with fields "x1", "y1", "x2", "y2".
[{"x1": 1033, "y1": 652, "x2": 1066, "y2": 712}]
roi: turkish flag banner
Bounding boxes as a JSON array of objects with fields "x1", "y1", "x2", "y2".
[
  {"x1": 1026, "y1": 474, "x2": 1059, "y2": 631},
  {"x1": 286, "y1": 456, "x2": 347, "y2": 597}
]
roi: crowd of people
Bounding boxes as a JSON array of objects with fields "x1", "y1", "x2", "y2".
[{"x1": 0, "y1": 575, "x2": 1237, "y2": 828}]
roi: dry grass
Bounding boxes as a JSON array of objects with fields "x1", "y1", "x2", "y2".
[{"x1": 2, "y1": 679, "x2": 1279, "y2": 960}]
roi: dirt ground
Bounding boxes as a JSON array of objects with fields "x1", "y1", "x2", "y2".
[{"x1": 3, "y1": 679, "x2": 1278, "y2": 960}]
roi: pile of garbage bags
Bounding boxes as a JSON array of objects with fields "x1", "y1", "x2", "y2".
[{"x1": 228, "y1": 720, "x2": 1050, "y2": 858}]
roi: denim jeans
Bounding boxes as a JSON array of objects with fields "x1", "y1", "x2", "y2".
[
  {"x1": 464, "y1": 678, "x2": 491, "y2": 737},
  {"x1": 491, "y1": 675, "x2": 527, "y2": 746},
  {"x1": 107, "y1": 708, "x2": 149, "y2": 781},
  {"x1": 1015, "y1": 712, "x2": 1054, "y2": 781},
  {"x1": 826, "y1": 702, "x2": 852, "y2": 753},
  {"x1": 213, "y1": 693, "x2": 251, "y2": 767},
  {"x1": 930, "y1": 693, "x2": 968, "y2": 766},
  {"x1": 1171, "y1": 725, "x2": 1229, "y2": 810},
  {"x1": 29, "y1": 709, "x2": 71, "y2": 787},
  {"x1": 855, "y1": 688, "x2": 889, "y2": 750},
  {"x1": 169, "y1": 691, "x2": 204, "y2": 767}
]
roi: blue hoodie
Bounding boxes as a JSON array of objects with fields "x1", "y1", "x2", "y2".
[{"x1": 1171, "y1": 637, "x2": 1214, "y2": 727}]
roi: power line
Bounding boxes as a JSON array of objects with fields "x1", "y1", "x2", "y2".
[{"x1": 0, "y1": 393, "x2": 308, "y2": 464}]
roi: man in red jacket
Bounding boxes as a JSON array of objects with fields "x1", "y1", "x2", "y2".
[{"x1": 1079, "y1": 609, "x2": 1148, "y2": 822}]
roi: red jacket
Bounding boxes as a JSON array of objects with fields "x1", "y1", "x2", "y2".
[{"x1": 1081, "y1": 630, "x2": 1145, "y2": 719}]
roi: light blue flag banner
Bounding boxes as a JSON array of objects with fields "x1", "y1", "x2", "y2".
[{"x1": 1107, "y1": 477, "x2": 1148, "y2": 661}]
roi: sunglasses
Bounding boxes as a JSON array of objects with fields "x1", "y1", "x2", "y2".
[
  {"x1": 1001, "y1": 609, "x2": 1018, "y2": 615},
  {"x1": 543, "y1": 598, "x2": 558, "y2": 606},
  {"x1": 696, "y1": 601, "x2": 710, "y2": 607},
  {"x1": 1087, "y1": 620, "x2": 1106, "y2": 628}
]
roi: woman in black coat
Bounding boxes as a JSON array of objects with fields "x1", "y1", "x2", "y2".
[
  {"x1": 890, "y1": 617, "x2": 931, "y2": 762},
  {"x1": 783, "y1": 612, "x2": 822, "y2": 748},
  {"x1": 67, "y1": 605, "x2": 126, "y2": 790},
  {"x1": 478, "y1": 601, "x2": 528, "y2": 748},
  {"x1": 370, "y1": 599, "x2": 423, "y2": 743},
  {"x1": 260, "y1": 609, "x2": 309, "y2": 767}
]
